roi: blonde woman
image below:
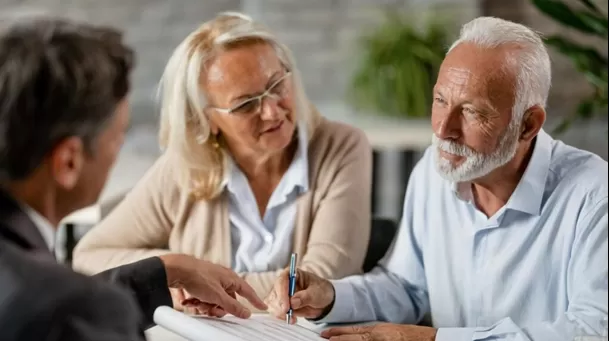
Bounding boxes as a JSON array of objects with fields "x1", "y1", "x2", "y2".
[{"x1": 73, "y1": 12, "x2": 371, "y2": 312}]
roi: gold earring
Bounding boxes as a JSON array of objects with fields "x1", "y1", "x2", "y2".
[{"x1": 211, "y1": 135, "x2": 220, "y2": 149}]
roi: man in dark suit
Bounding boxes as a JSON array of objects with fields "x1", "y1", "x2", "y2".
[{"x1": 0, "y1": 15, "x2": 266, "y2": 341}]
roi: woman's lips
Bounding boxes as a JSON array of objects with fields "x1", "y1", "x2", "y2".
[{"x1": 263, "y1": 121, "x2": 283, "y2": 133}]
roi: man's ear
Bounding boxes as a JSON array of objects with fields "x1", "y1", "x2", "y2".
[
  {"x1": 520, "y1": 105, "x2": 546, "y2": 142},
  {"x1": 48, "y1": 137, "x2": 85, "y2": 190}
]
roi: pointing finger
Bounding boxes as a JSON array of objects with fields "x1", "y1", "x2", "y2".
[
  {"x1": 232, "y1": 276, "x2": 267, "y2": 311},
  {"x1": 213, "y1": 290, "x2": 251, "y2": 319},
  {"x1": 274, "y1": 269, "x2": 291, "y2": 312}
]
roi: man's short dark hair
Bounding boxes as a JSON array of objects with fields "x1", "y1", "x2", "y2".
[{"x1": 0, "y1": 16, "x2": 135, "y2": 181}]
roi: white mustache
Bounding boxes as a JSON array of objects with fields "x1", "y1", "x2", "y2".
[{"x1": 432, "y1": 134, "x2": 476, "y2": 157}]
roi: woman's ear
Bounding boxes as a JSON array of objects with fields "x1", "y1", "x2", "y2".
[{"x1": 202, "y1": 108, "x2": 219, "y2": 135}]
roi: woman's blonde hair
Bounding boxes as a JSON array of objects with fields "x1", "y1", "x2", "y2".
[{"x1": 158, "y1": 12, "x2": 318, "y2": 200}]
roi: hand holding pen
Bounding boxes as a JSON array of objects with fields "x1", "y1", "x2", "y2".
[
  {"x1": 286, "y1": 253, "x2": 298, "y2": 323},
  {"x1": 264, "y1": 258, "x2": 336, "y2": 324}
]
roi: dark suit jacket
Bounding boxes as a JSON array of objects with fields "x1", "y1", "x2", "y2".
[{"x1": 0, "y1": 190, "x2": 172, "y2": 341}]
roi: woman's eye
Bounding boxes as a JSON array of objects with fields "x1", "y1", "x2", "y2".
[
  {"x1": 232, "y1": 100, "x2": 258, "y2": 114},
  {"x1": 434, "y1": 97, "x2": 446, "y2": 104},
  {"x1": 270, "y1": 79, "x2": 286, "y2": 95}
]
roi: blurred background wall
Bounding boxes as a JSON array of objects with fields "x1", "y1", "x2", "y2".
[{"x1": 1, "y1": 0, "x2": 607, "y2": 226}]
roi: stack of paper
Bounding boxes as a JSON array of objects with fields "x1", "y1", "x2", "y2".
[{"x1": 153, "y1": 306, "x2": 325, "y2": 341}]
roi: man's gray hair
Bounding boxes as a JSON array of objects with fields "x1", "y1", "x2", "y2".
[{"x1": 449, "y1": 16, "x2": 552, "y2": 122}]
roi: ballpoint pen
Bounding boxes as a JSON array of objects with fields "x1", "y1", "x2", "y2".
[{"x1": 286, "y1": 253, "x2": 298, "y2": 324}]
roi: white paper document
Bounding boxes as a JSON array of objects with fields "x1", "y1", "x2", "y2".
[{"x1": 153, "y1": 306, "x2": 325, "y2": 341}]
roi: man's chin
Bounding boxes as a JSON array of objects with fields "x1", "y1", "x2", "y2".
[
  {"x1": 435, "y1": 160, "x2": 481, "y2": 183},
  {"x1": 436, "y1": 168, "x2": 464, "y2": 182},
  {"x1": 435, "y1": 162, "x2": 460, "y2": 181}
]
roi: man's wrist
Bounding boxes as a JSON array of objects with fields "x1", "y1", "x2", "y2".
[
  {"x1": 311, "y1": 282, "x2": 336, "y2": 321},
  {"x1": 158, "y1": 254, "x2": 185, "y2": 288}
]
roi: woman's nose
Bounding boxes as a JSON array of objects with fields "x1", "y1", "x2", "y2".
[{"x1": 259, "y1": 97, "x2": 284, "y2": 121}]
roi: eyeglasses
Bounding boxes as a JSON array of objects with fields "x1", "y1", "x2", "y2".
[{"x1": 211, "y1": 71, "x2": 292, "y2": 116}]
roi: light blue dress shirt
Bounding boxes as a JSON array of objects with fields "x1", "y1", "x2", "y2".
[
  {"x1": 226, "y1": 124, "x2": 309, "y2": 273},
  {"x1": 320, "y1": 130, "x2": 608, "y2": 340}
]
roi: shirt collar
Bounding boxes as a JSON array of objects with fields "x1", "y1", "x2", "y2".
[
  {"x1": 225, "y1": 122, "x2": 309, "y2": 197},
  {"x1": 20, "y1": 204, "x2": 56, "y2": 251},
  {"x1": 504, "y1": 129, "x2": 552, "y2": 215},
  {"x1": 451, "y1": 129, "x2": 552, "y2": 216}
]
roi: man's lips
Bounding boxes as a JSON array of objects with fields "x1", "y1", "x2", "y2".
[{"x1": 439, "y1": 150, "x2": 464, "y2": 161}]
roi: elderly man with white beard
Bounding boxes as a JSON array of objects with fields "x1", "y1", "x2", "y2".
[{"x1": 263, "y1": 17, "x2": 609, "y2": 341}]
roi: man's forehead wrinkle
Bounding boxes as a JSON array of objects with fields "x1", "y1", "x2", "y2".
[
  {"x1": 441, "y1": 64, "x2": 509, "y2": 101},
  {"x1": 437, "y1": 67, "x2": 472, "y2": 100},
  {"x1": 446, "y1": 67, "x2": 472, "y2": 86},
  {"x1": 447, "y1": 67, "x2": 472, "y2": 77}
]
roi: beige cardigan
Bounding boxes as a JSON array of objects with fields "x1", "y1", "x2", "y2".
[{"x1": 73, "y1": 117, "x2": 372, "y2": 307}]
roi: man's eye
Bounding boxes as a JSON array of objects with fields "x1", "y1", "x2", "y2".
[
  {"x1": 463, "y1": 107, "x2": 477, "y2": 115},
  {"x1": 434, "y1": 97, "x2": 446, "y2": 104},
  {"x1": 231, "y1": 100, "x2": 258, "y2": 114}
]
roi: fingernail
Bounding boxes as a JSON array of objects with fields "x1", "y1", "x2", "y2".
[
  {"x1": 291, "y1": 297, "x2": 302, "y2": 309},
  {"x1": 241, "y1": 308, "x2": 252, "y2": 319}
]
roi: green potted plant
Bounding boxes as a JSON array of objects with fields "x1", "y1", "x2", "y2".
[
  {"x1": 348, "y1": 11, "x2": 454, "y2": 119},
  {"x1": 532, "y1": 0, "x2": 608, "y2": 133}
]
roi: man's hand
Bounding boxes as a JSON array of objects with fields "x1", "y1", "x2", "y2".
[
  {"x1": 321, "y1": 323, "x2": 437, "y2": 341},
  {"x1": 170, "y1": 288, "x2": 205, "y2": 316},
  {"x1": 159, "y1": 254, "x2": 267, "y2": 318},
  {"x1": 265, "y1": 268, "x2": 335, "y2": 323}
]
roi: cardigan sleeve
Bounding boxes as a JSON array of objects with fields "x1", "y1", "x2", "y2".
[
  {"x1": 238, "y1": 124, "x2": 373, "y2": 303},
  {"x1": 72, "y1": 154, "x2": 179, "y2": 275}
]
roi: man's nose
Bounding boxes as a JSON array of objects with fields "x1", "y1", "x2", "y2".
[{"x1": 434, "y1": 109, "x2": 461, "y2": 140}]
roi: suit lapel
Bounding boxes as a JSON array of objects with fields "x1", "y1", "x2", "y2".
[{"x1": 0, "y1": 190, "x2": 54, "y2": 258}]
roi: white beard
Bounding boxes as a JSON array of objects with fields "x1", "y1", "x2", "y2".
[{"x1": 432, "y1": 120, "x2": 521, "y2": 183}]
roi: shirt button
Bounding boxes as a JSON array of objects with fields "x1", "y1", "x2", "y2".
[{"x1": 264, "y1": 235, "x2": 274, "y2": 244}]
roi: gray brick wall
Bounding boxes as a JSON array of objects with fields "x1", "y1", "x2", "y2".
[
  {"x1": 1, "y1": 0, "x2": 478, "y2": 121},
  {"x1": 1, "y1": 0, "x2": 605, "y2": 158},
  {"x1": 244, "y1": 0, "x2": 478, "y2": 103},
  {"x1": 1, "y1": 0, "x2": 241, "y2": 126}
]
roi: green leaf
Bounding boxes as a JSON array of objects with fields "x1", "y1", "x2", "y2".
[
  {"x1": 532, "y1": 0, "x2": 608, "y2": 38},
  {"x1": 543, "y1": 36, "x2": 608, "y2": 85},
  {"x1": 348, "y1": 10, "x2": 453, "y2": 118},
  {"x1": 579, "y1": 0, "x2": 601, "y2": 13},
  {"x1": 576, "y1": 98, "x2": 596, "y2": 118}
]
